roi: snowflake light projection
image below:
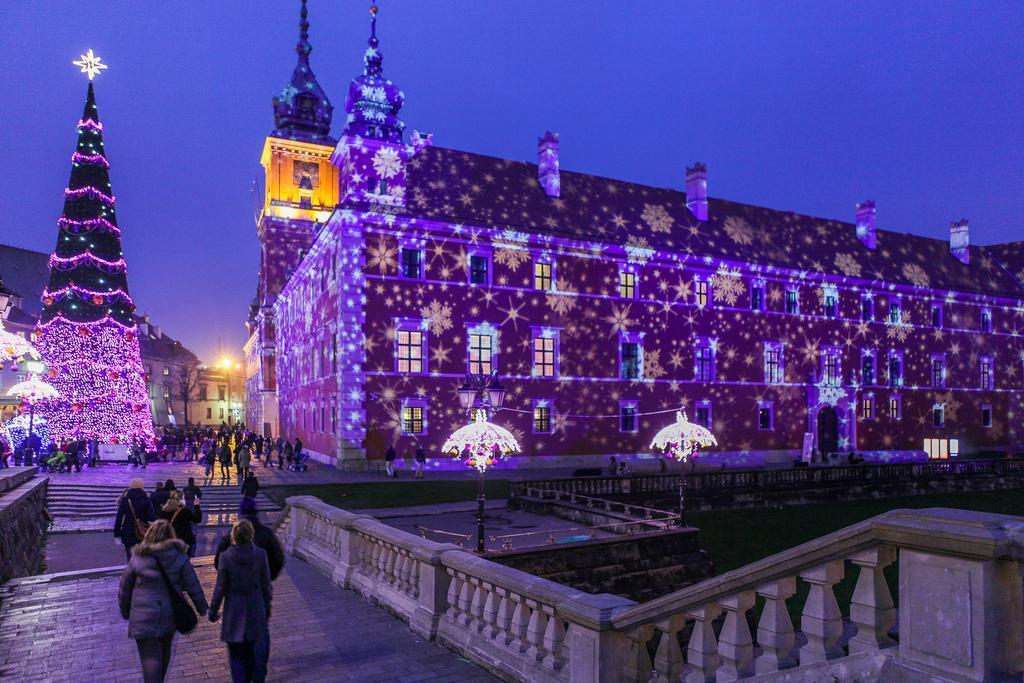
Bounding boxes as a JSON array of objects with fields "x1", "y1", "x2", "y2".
[{"x1": 442, "y1": 409, "x2": 520, "y2": 473}]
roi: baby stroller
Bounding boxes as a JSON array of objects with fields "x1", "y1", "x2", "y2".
[{"x1": 289, "y1": 451, "x2": 309, "y2": 472}]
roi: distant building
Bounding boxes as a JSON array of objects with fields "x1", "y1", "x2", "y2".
[
  {"x1": 137, "y1": 318, "x2": 200, "y2": 426},
  {"x1": 193, "y1": 363, "x2": 245, "y2": 427}
]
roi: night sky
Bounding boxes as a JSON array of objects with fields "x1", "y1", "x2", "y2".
[{"x1": 1, "y1": 1, "x2": 1021, "y2": 362}]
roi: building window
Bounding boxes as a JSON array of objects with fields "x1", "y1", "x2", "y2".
[
  {"x1": 220, "y1": 408, "x2": 225, "y2": 420},
  {"x1": 757, "y1": 402, "x2": 774, "y2": 430},
  {"x1": 822, "y1": 348, "x2": 841, "y2": 386},
  {"x1": 162, "y1": 367, "x2": 170, "y2": 376},
  {"x1": 980, "y1": 357, "x2": 993, "y2": 390},
  {"x1": 932, "y1": 404, "x2": 945, "y2": 428},
  {"x1": 619, "y1": 401, "x2": 638, "y2": 433},
  {"x1": 924, "y1": 437, "x2": 958, "y2": 459},
  {"x1": 888, "y1": 351, "x2": 903, "y2": 387},
  {"x1": 619, "y1": 270, "x2": 637, "y2": 299},
  {"x1": 750, "y1": 282, "x2": 765, "y2": 312},
  {"x1": 695, "y1": 339, "x2": 716, "y2": 382},
  {"x1": 980, "y1": 308, "x2": 992, "y2": 333},
  {"x1": 162, "y1": 387, "x2": 170, "y2": 399},
  {"x1": 532, "y1": 330, "x2": 558, "y2": 378},
  {"x1": 888, "y1": 298, "x2": 902, "y2": 325},
  {"x1": 930, "y1": 304, "x2": 943, "y2": 329},
  {"x1": 861, "y1": 394, "x2": 875, "y2": 420},
  {"x1": 981, "y1": 404, "x2": 993, "y2": 428},
  {"x1": 469, "y1": 253, "x2": 490, "y2": 285},
  {"x1": 206, "y1": 407, "x2": 212, "y2": 419},
  {"x1": 861, "y1": 296, "x2": 874, "y2": 322},
  {"x1": 861, "y1": 351, "x2": 875, "y2": 386},
  {"x1": 695, "y1": 402, "x2": 712, "y2": 429},
  {"x1": 218, "y1": 386, "x2": 226, "y2": 401},
  {"x1": 396, "y1": 324, "x2": 426, "y2": 374},
  {"x1": 534, "y1": 260, "x2": 553, "y2": 291},
  {"x1": 695, "y1": 278, "x2": 710, "y2": 308},
  {"x1": 400, "y1": 247, "x2": 423, "y2": 278},
  {"x1": 764, "y1": 342, "x2": 784, "y2": 384},
  {"x1": 785, "y1": 288, "x2": 799, "y2": 315},
  {"x1": 200, "y1": 384, "x2": 208, "y2": 401},
  {"x1": 332, "y1": 333, "x2": 338, "y2": 374},
  {"x1": 823, "y1": 289, "x2": 838, "y2": 318},
  {"x1": 467, "y1": 323, "x2": 497, "y2": 375},
  {"x1": 533, "y1": 401, "x2": 552, "y2": 434},
  {"x1": 620, "y1": 337, "x2": 642, "y2": 380},
  {"x1": 889, "y1": 393, "x2": 902, "y2": 420},
  {"x1": 931, "y1": 355, "x2": 946, "y2": 388},
  {"x1": 402, "y1": 405, "x2": 425, "y2": 435}
]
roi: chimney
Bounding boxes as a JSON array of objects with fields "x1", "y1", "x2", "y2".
[
  {"x1": 950, "y1": 219, "x2": 970, "y2": 264},
  {"x1": 686, "y1": 162, "x2": 708, "y2": 221},
  {"x1": 538, "y1": 131, "x2": 560, "y2": 198},
  {"x1": 855, "y1": 200, "x2": 877, "y2": 249},
  {"x1": 152, "y1": 326, "x2": 162, "y2": 339}
]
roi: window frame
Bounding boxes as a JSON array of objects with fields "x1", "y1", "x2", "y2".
[
  {"x1": 694, "y1": 337, "x2": 717, "y2": 383},
  {"x1": 821, "y1": 346, "x2": 842, "y2": 386},
  {"x1": 889, "y1": 393, "x2": 902, "y2": 420},
  {"x1": 468, "y1": 249, "x2": 492, "y2": 286},
  {"x1": 888, "y1": 297, "x2": 902, "y2": 325},
  {"x1": 861, "y1": 349, "x2": 875, "y2": 386},
  {"x1": 757, "y1": 401, "x2": 774, "y2": 431},
  {"x1": 695, "y1": 401, "x2": 712, "y2": 430},
  {"x1": 861, "y1": 393, "x2": 876, "y2": 421},
  {"x1": 980, "y1": 356, "x2": 994, "y2": 390},
  {"x1": 394, "y1": 318, "x2": 429, "y2": 375},
  {"x1": 531, "y1": 327, "x2": 560, "y2": 378},
  {"x1": 619, "y1": 269, "x2": 638, "y2": 299},
  {"x1": 401, "y1": 398, "x2": 428, "y2": 435},
  {"x1": 467, "y1": 322, "x2": 499, "y2": 376},
  {"x1": 532, "y1": 399, "x2": 554, "y2": 434},
  {"x1": 930, "y1": 303, "x2": 943, "y2": 329},
  {"x1": 887, "y1": 350, "x2": 904, "y2": 387},
  {"x1": 981, "y1": 404, "x2": 993, "y2": 428},
  {"x1": 750, "y1": 280, "x2": 766, "y2": 312},
  {"x1": 399, "y1": 246, "x2": 424, "y2": 279},
  {"x1": 694, "y1": 277, "x2": 711, "y2": 308},
  {"x1": 619, "y1": 331, "x2": 644, "y2": 380},
  {"x1": 932, "y1": 404, "x2": 945, "y2": 428},
  {"x1": 533, "y1": 257, "x2": 554, "y2": 291},
  {"x1": 619, "y1": 400, "x2": 639, "y2": 433},
  {"x1": 980, "y1": 308, "x2": 992, "y2": 333},
  {"x1": 931, "y1": 353, "x2": 946, "y2": 389},
  {"x1": 785, "y1": 287, "x2": 800, "y2": 315},
  {"x1": 764, "y1": 341, "x2": 784, "y2": 384},
  {"x1": 861, "y1": 295, "x2": 874, "y2": 322},
  {"x1": 822, "y1": 286, "x2": 838, "y2": 319}
]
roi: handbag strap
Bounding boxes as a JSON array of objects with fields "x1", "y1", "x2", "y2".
[
  {"x1": 153, "y1": 556, "x2": 178, "y2": 597},
  {"x1": 126, "y1": 496, "x2": 140, "y2": 523}
]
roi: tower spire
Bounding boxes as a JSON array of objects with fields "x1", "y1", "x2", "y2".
[
  {"x1": 272, "y1": 0, "x2": 335, "y2": 144},
  {"x1": 343, "y1": 0, "x2": 405, "y2": 143}
]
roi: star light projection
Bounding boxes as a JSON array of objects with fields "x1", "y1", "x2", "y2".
[
  {"x1": 72, "y1": 49, "x2": 107, "y2": 80},
  {"x1": 35, "y1": 55, "x2": 154, "y2": 444}
]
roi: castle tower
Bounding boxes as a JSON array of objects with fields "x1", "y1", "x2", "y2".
[
  {"x1": 37, "y1": 63, "x2": 155, "y2": 445},
  {"x1": 245, "y1": 0, "x2": 338, "y2": 437}
]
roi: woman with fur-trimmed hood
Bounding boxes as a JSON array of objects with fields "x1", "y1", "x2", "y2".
[{"x1": 119, "y1": 519, "x2": 208, "y2": 683}]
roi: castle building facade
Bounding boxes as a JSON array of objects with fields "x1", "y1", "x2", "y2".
[{"x1": 251, "y1": 3, "x2": 1024, "y2": 470}]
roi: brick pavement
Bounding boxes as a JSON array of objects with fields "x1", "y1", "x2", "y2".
[{"x1": 0, "y1": 557, "x2": 497, "y2": 682}]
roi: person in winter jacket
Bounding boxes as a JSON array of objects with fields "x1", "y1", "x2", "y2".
[
  {"x1": 219, "y1": 440, "x2": 233, "y2": 481},
  {"x1": 118, "y1": 519, "x2": 208, "y2": 683},
  {"x1": 241, "y1": 471, "x2": 259, "y2": 499},
  {"x1": 215, "y1": 497, "x2": 284, "y2": 581},
  {"x1": 385, "y1": 445, "x2": 397, "y2": 478},
  {"x1": 114, "y1": 479, "x2": 156, "y2": 560},
  {"x1": 414, "y1": 445, "x2": 426, "y2": 479},
  {"x1": 210, "y1": 519, "x2": 273, "y2": 683},
  {"x1": 158, "y1": 491, "x2": 202, "y2": 557},
  {"x1": 236, "y1": 443, "x2": 251, "y2": 481}
]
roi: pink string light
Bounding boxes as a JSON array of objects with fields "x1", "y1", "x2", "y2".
[
  {"x1": 65, "y1": 186, "x2": 115, "y2": 204},
  {"x1": 42, "y1": 285, "x2": 133, "y2": 305},
  {"x1": 37, "y1": 314, "x2": 136, "y2": 332},
  {"x1": 57, "y1": 216, "x2": 121, "y2": 235},
  {"x1": 48, "y1": 251, "x2": 127, "y2": 272},
  {"x1": 77, "y1": 118, "x2": 103, "y2": 131},
  {"x1": 71, "y1": 152, "x2": 110, "y2": 168}
]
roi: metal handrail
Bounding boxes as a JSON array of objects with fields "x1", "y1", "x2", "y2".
[{"x1": 488, "y1": 515, "x2": 677, "y2": 551}]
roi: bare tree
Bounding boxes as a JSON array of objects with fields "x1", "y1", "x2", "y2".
[{"x1": 170, "y1": 360, "x2": 202, "y2": 426}]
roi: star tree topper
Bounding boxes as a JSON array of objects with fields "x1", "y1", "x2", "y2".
[{"x1": 73, "y1": 49, "x2": 108, "y2": 80}]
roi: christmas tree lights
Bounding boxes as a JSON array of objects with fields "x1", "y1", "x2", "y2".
[{"x1": 36, "y1": 55, "x2": 154, "y2": 444}]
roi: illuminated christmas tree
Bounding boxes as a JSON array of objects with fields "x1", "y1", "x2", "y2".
[{"x1": 36, "y1": 51, "x2": 154, "y2": 444}]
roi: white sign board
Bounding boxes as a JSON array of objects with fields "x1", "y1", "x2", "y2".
[
  {"x1": 99, "y1": 443, "x2": 130, "y2": 462},
  {"x1": 801, "y1": 432, "x2": 814, "y2": 463}
]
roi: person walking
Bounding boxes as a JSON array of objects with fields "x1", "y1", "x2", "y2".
[
  {"x1": 241, "y1": 471, "x2": 260, "y2": 499},
  {"x1": 215, "y1": 498, "x2": 285, "y2": 580},
  {"x1": 236, "y1": 442, "x2": 251, "y2": 481},
  {"x1": 0, "y1": 438, "x2": 8, "y2": 469},
  {"x1": 385, "y1": 445, "x2": 397, "y2": 478},
  {"x1": 203, "y1": 443, "x2": 216, "y2": 480},
  {"x1": 114, "y1": 479, "x2": 156, "y2": 561},
  {"x1": 210, "y1": 519, "x2": 273, "y2": 683},
  {"x1": 183, "y1": 477, "x2": 203, "y2": 510},
  {"x1": 158, "y1": 490, "x2": 202, "y2": 558},
  {"x1": 150, "y1": 481, "x2": 170, "y2": 512},
  {"x1": 413, "y1": 445, "x2": 426, "y2": 479},
  {"x1": 219, "y1": 440, "x2": 233, "y2": 482},
  {"x1": 281, "y1": 441, "x2": 292, "y2": 471},
  {"x1": 118, "y1": 519, "x2": 209, "y2": 683}
]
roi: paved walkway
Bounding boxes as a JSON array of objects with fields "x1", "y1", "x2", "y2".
[{"x1": 0, "y1": 557, "x2": 496, "y2": 682}]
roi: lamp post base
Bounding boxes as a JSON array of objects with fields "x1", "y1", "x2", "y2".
[{"x1": 476, "y1": 470, "x2": 486, "y2": 552}]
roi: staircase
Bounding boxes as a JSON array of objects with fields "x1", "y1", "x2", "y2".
[{"x1": 47, "y1": 482, "x2": 280, "y2": 523}]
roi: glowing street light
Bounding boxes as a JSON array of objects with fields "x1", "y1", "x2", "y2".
[
  {"x1": 8, "y1": 374, "x2": 59, "y2": 454},
  {"x1": 650, "y1": 409, "x2": 718, "y2": 527},
  {"x1": 217, "y1": 356, "x2": 241, "y2": 425}
]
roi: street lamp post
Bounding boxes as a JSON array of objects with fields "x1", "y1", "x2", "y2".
[
  {"x1": 650, "y1": 410, "x2": 718, "y2": 527},
  {"x1": 455, "y1": 372, "x2": 506, "y2": 553}
]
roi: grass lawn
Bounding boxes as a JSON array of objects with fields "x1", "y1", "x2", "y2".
[{"x1": 263, "y1": 479, "x2": 512, "y2": 511}]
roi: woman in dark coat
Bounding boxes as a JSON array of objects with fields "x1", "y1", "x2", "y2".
[
  {"x1": 118, "y1": 519, "x2": 209, "y2": 683},
  {"x1": 210, "y1": 518, "x2": 273, "y2": 683},
  {"x1": 158, "y1": 490, "x2": 202, "y2": 557},
  {"x1": 114, "y1": 478, "x2": 156, "y2": 560}
]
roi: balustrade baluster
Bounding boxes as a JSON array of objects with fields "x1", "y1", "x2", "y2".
[
  {"x1": 458, "y1": 575, "x2": 474, "y2": 627},
  {"x1": 542, "y1": 607, "x2": 566, "y2": 670},
  {"x1": 685, "y1": 604, "x2": 720, "y2": 683},
  {"x1": 623, "y1": 626, "x2": 655, "y2": 683},
  {"x1": 799, "y1": 560, "x2": 844, "y2": 664},
  {"x1": 717, "y1": 592, "x2": 755, "y2": 680},
  {"x1": 475, "y1": 582, "x2": 493, "y2": 634},
  {"x1": 409, "y1": 558, "x2": 420, "y2": 598},
  {"x1": 509, "y1": 595, "x2": 529, "y2": 652},
  {"x1": 384, "y1": 545, "x2": 397, "y2": 584},
  {"x1": 849, "y1": 546, "x2": 896, "y2": 652},
  {"x1": 526, "y1": 601, "x2": 549, "y2": 662},
  {"x1": 652, "y1": 616, "x2": 684, "y2": 683},
  {"x1": 369, "y1": 541, "x2": 382, "y2": 578},
  {"x1": 445, "y1": 571, "x2": 461, "y2": 623},
  {"x1": 755, "y1": 577, "x2": 796, "y2": 673},
  {"x1": 492, "y1": 589, "x2": 511, "y2": 642}
]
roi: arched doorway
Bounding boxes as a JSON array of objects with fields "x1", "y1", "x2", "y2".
[{"x1": 817, "y1": 406, "x2": 839, "y2": 456}]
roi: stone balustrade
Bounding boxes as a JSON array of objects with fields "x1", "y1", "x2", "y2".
[{"x1": 282, "y1": 496, "x2": 1024, "y2": 682}]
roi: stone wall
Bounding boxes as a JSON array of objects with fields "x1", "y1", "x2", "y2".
[
  {"x1": 0, "y1": 469, "x2": 48, "y2": 583},
  {"x1": 489, "y1": 529, "x2": 714, "y2": 603}
]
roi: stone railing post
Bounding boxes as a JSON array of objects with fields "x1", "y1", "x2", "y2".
[
  {"x1": 409, "y1": 544, "x2": 461, "y2": 640},
  {"x1": 329, "y1": 510, "x2": 371, "y2": 589},
  {"x1": 848, "y1": 545, "x2": 896, "y2": 652},
  {"x1": 684, "y1": 603, "x2": 721, "y2": 683},
  {"x1": 558, "y1": 593, "x2": 636, "y2": 683},
  {"x1": 754, "y1": 577, "x2": 796, "y2": 673},
  {"x1": 717, "y1": 591, "x2": 755, "y2": 681},
  {"x1": 798, "y1": 560, "x2": 844, "y2": 664},
  {"x1": 652, "y1": 615, "x2": 685, "y2": 683}
]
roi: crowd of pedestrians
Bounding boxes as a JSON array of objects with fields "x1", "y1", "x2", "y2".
[
  {"x1": 0, "y1": 435, "x2": 101, "y2": 473},
  {"x1": 114, "y1": 459, "x2": 284, "y2": 682}
]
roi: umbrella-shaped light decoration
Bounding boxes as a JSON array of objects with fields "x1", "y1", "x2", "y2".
[
  {"x1": 650, "y1": 410, "x2": 718, "y2": 462},
  {"x1": 0, "y1": 322, "x2": 39, "y2": 366},
  {"x1": 443, "y1": 409, "x2": 520, "y2": 473},
  {"x1": 8, "y1": 376, "x2": 59, "y2": 404},
  {"x1": 650, "y1": 410, "x2": 718, "y2": 527},
  {"x1": 2, "y1": 412, "x2": 51, "y2": 451}
]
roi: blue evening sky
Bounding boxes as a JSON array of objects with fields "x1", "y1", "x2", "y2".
[{"x1": 0, "y1": 1, "x2": 1021, "y2": 361}]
